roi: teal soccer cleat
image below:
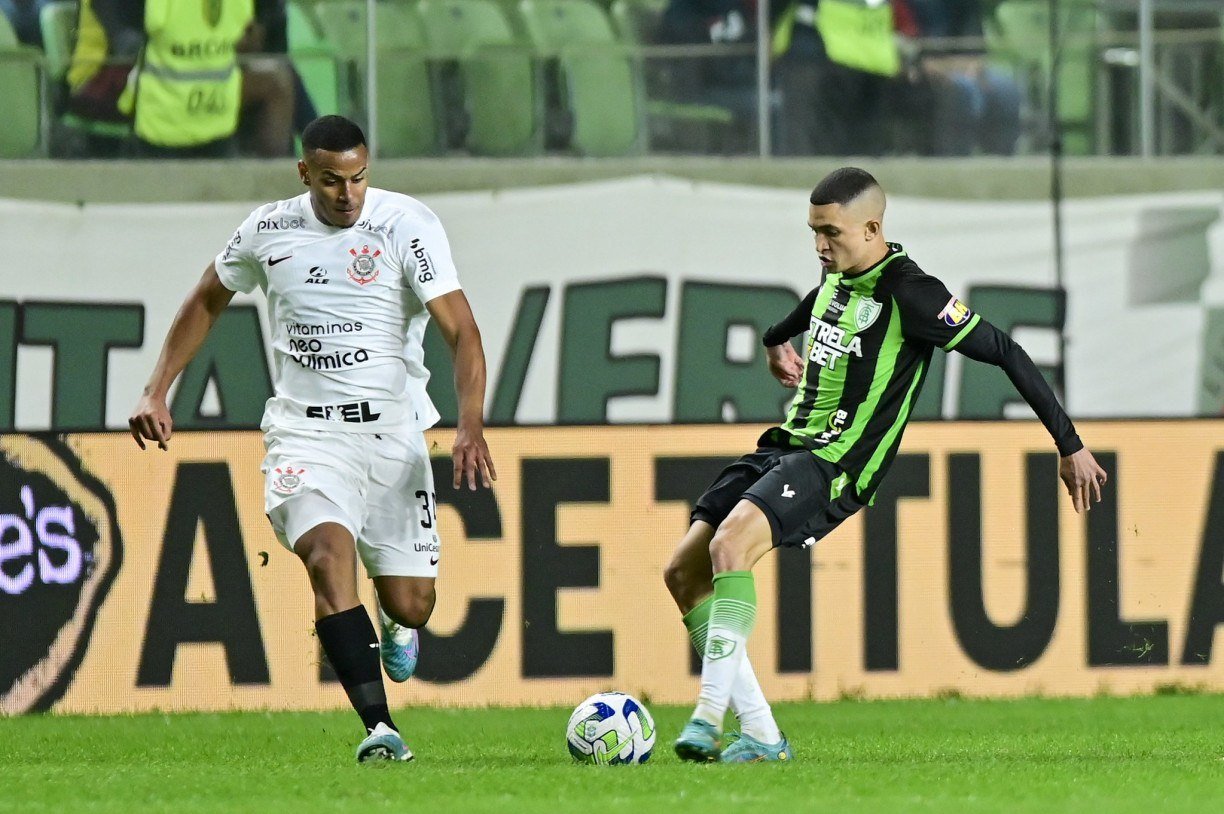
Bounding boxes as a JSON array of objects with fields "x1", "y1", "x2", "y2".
[
  {"x1": 379, "y1": 606, "x2": 419, "y2": 683},
  {"x1": 720, "y1": 731, "x2": 793, "y2": 763},
  {"x1": 356, "y1": 722, "x2": 414, "y2": 763},
  {"x1": 674, "y1": 718, "x2": 721, "y2": 762}
]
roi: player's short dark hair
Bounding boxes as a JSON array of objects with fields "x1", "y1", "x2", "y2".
[
  {"x1": 301, "y1": 115, "x2": 367, "y2": 154},
  {"x1": 810, "y1": 167, "x2": 881, "y2": 206}
]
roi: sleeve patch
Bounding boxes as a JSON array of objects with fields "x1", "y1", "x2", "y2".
[
  {"x1": 938, "y1": 296, "x2": 971, "y2": 327},
  {"x1": 221, "y1": 229, "x2": 242, "y2": 262}
]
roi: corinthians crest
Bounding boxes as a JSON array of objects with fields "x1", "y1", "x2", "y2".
[
  {"x1": 347, "y1": 245, "x2": 381, "y2": 285},
  {"x1": 271, "y1": 467, "x2": 306, "y2": 494},
  {"x1": 854, "y1": 297, "x2": 882, "y2": 331}
]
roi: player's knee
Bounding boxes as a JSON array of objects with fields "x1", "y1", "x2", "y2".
[
  {"x1": 662, "y1": 555, "x2": 689, "y2": 599},
  {"x1": 709, "y1": 519, "x2": 757, "y2": 571},
  {"x1": 300, "y1": 539, "x2": 350, "y2": 589},
  {"x1": 382, "y1": 591, "x2": 435, "y2": 629}
]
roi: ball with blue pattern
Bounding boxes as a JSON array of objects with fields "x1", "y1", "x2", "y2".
[{"x1": 565, "y1": 691, "x2": 656, "y2": 765}]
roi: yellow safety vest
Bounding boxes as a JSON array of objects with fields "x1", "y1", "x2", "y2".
[
  {"x1": 66, "y1": 0, "x2": 108, "y2": 92},
  {"x1": 774, "y1": 0, "x2": 900, "y2": 78},
  {"x1": 119, "y1": 0, "x2": 253, "y2": 146}
]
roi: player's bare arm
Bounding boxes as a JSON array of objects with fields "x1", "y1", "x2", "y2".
[
  {"x1": 129, "y1": 262, "x2": 235, "y2": 451},
  {"x1": 949, "y1": 312, "x2": 1106, "y2": 514},
  {"x1": 427, "y1": 289, "x2": 497, "y2": 491}
]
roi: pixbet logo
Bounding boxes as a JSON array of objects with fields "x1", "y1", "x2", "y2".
[
  {"x1": 0, "y1": 438, "x2": 121, "y2": 714},
  {"x1": 354, "y1": 219, "x2": 391, "y2": 235},
  {"x1": 257, "y1": 216, "x2": 306, "y2": 233}
]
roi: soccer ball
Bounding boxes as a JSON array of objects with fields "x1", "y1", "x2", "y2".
[{"x1": 565, "y1": 691, "x2": 656, "y2": 765}]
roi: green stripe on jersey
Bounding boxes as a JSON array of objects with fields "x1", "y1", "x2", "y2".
[
  {"x1": 812, "y1": 299, "x2": 902, "y2": 464},
  {"x1": 791, "y1": 272, "x2": 882, "y2": 438},
  {"x1": 944, "y1": 313, "x2": 981, "y2": 351},
  {"x1": 855, "y1": 356, "x2": 927, "y2": 496},
  {"x1": 782, "y1": 277, "x2": 842, "y2": 428}
]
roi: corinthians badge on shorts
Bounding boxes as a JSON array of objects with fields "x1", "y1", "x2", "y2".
[
  {"x1": 271, "y1": 467, "x2": 306, "y2": 495},
  {"x1": 347, "y1": 245, "x2": 381, "y2": 286},
  {"x1": 0, "y1": 436, "x2": 122, "y2": 714}
]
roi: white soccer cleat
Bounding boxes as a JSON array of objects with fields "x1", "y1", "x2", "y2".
[
  {"x1": 356, "y1": 722, "x2": 414, "y2": 763},
  {"x1": 378, "y1": 606, "x2": 419, "y2": 683}
]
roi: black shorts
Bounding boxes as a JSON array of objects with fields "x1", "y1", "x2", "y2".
[{"x1": 691, "y1": 447, "x2": 867, "y2": 549}]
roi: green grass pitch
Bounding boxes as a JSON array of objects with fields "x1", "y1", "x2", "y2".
[{"x1": 2, "y1": 695, "x2": 1221, "y2": 813}]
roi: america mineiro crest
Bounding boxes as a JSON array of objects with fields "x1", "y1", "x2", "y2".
[
  {"x1": 347, "y1": 245, "x2": 381, "y2": 285},
  {"x1": 854, "y1": 297, "x2": 882, "y2": 331}
]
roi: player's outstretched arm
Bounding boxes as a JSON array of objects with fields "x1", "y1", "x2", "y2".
[
  {"x1": 427, "y1": 290, "x2": 497, "y2": 491},
  {"x1": 952, "y1": 319, "x2": 1106, "y2": 513},
  {"x1": 129, "y1": 263, "x2": 235, "y2": 451}
]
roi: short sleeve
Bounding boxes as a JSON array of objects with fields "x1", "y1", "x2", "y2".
[
  {"x1": 213, "y1": 212, "x2": 264, "y2": 294},
  {"x1": 399, "y1": 209, "x2": 462, "y2": 304},
  {"x1": 893, "y1": 272, "x2": 981, "y2": 351}
]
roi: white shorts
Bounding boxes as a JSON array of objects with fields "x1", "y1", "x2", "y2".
[{"x1": 262, "y1": 426, "x2": 440, "y2": 578}]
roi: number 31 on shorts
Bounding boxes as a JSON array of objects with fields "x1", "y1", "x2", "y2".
[{"x1": 415, "y1": 490, "x2": 436, "y2": 529}]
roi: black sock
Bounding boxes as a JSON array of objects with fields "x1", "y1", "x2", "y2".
[{"x1": 315, "y1": 605, "x2": 396, "y2": 734}]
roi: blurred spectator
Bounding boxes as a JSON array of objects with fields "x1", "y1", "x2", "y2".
[
  {"x1": 910, "y1": 0, "x2": 1021, "y2": 154},
  {"x1": 771, "y1": 0, "x2": 903, "y2": 156},
  {"x1": 114, "y1": 0, "x2": 256, "y2": 157},
  {"x1": 0, "y1": 0, "x2": 49, "y2": 46},
  {"x1": 251, "y1": 0, "x2": 318, "y2": 136},
  {"x1": 63, "y1": 0, "x2": 141, "y2": 156},
  {"x1": 65, "y1": 0, "x2": 295, "y2": 158},
  {"x1": 233, "y1": 0, "x2": 297, "y2": 157},
  {"x1": 657, "y1": 0, "x2": 757, "y2": 117}
]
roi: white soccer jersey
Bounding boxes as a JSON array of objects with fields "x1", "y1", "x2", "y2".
[{"x1": 214, "y1": 188, "x2": 462, "y2": 433}]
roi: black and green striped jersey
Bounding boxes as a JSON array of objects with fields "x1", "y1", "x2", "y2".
[{"x1": 762, "y1": 243, "x2": 981, "y2": 500}]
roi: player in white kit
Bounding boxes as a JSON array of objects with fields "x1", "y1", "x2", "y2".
[{"x1": 129, "y1": 116, "x2": 496, "y2": 763}]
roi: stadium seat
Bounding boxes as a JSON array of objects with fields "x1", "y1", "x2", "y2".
[
  {"x1": 416, "y1": 0, "x2": 538, "y2": 155},
  {"x1": 39, "y1": 1, "x2": 76, "y2": 81},
  {"x1": 0, "y1": 13, "x2": 44, "y2": 157},
  {"x1": 286, "y1": 0, "x2": 341, "y2": 116},
  {"x1": 516, "y1": 0, "x2": 642, "y2": 156},
  {"x1": 987, "y1": 0, "x2": 1099, "y2": 155},
  {"x1": 608, "y1": 0, "x2": 666, "y2": 44},
  {"x1": 310, "y1": 0, "x2": 439, "y2": 156}
]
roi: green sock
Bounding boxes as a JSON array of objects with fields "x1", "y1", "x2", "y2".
[
  {"x1": 693, "y1": 571, "x2": 757, "y2": 728},
  {"x1": 683, "y1": 587, "x2": 780, "y2": 742},
  {"x1": 682, "y1": 595, "x2": 713, "y2": 655}
]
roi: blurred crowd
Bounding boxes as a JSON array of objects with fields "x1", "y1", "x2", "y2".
[
  {"x1": 2, "y1": 0, "x2": 311, "y2": 158},
  {"x1": 2, "y1": 0, "x2": 1220, "y2": 158},
  {"x1": 0, "y1": 0, "x2": 1017, "y2": 159},
  {"x1": 657, "y1": 0, "x2": 1022, "y2": 156}
]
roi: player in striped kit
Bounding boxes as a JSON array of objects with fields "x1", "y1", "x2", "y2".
[{"x1": 665, "y1": 167, "x2": 1106, "y2": 763}]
